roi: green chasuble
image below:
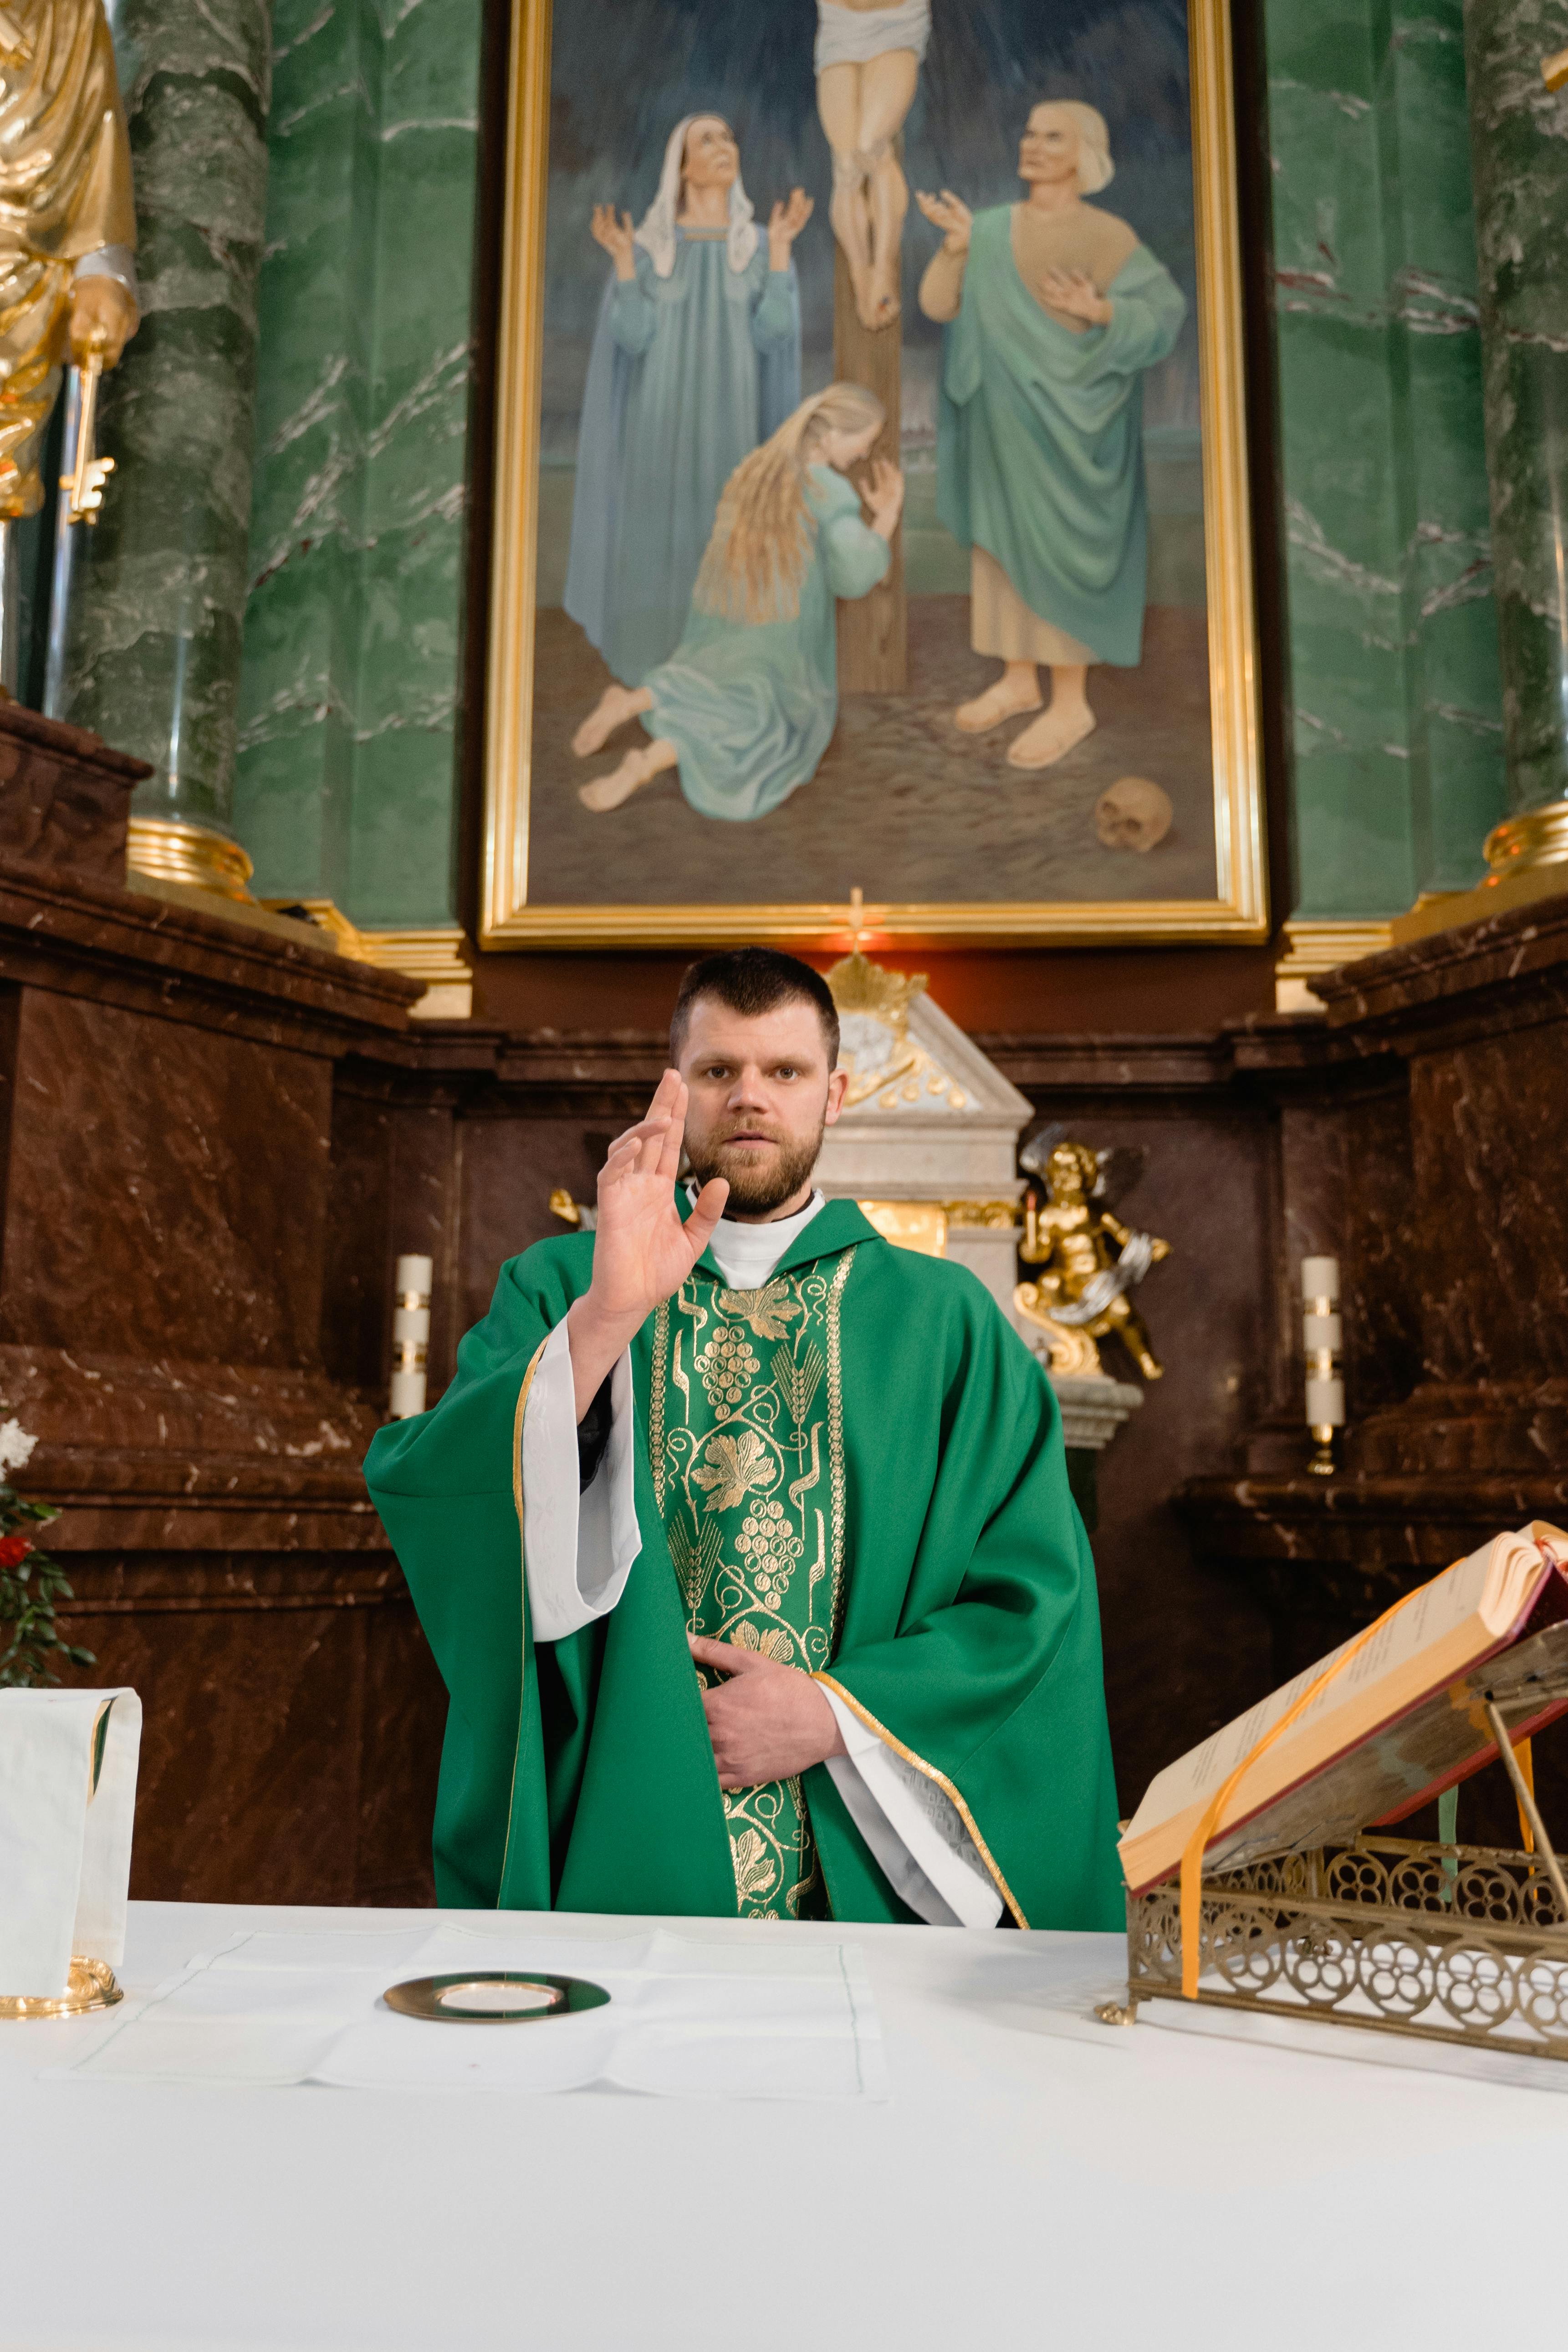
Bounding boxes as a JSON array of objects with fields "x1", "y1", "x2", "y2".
[{"x1": 364, "y1": 1202, "x2": 1124, "y2": 1930}]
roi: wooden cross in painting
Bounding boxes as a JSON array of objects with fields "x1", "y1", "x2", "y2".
[{"x1": 817, "y1": 11, "x2": 926, "y2": 694}]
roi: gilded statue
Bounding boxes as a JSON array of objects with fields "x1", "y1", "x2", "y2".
[
  {"x1": 0, "y1": 0, "x2": 138, "y2": 531},
  {"x1": 1014, "y1": 1138, "x2": 1169, "y2": 1381}
]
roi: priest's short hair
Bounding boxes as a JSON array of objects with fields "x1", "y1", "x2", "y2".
[{"x1": 670, "y1": 947, "x2": 840, "y2": 1065}]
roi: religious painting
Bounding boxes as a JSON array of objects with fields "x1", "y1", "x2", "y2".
[{"x1": 481, "y1": 0, "x2": 1264, "y2": 947}]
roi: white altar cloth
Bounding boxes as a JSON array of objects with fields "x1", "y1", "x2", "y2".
[
  {"x1": 5, "y1": 1899, "x2": 1568, "y2": 2352},
  {"x1": 50, "y1": 1920, "x2": 886, "y2": 2100}
]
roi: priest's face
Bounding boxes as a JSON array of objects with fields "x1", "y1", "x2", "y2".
[
  {"x1": 677, "y1": 996, "x2": 848, "y2": 1221},
  {"x1": 683, "y1": 117, "x2": 739, "y2": 193}
]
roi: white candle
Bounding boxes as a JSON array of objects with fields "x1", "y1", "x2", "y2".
[
  {"x1": 1301, "y1": 1256, "x2": 1340, "y2": 1303},
  {"x1": 1301, "y1": 1256, "x2": 1344, "y2": 1463},
  {"x1": 391, "y1": 1255, "x2": 434, "y2": 1418}
]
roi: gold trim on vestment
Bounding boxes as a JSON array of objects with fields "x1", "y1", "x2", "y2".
[
  {"x1": 812, "y1": 1673, "x2": 1030, "y2": 1928},
  {"x1": 650, "y1": 1297, "x2": 670, "y2": 1513},
  {"x1": 824, "y1": 1250, "x2": 853, "y2": 1652},
  {"x1": 497, "y1": 1329, "x2": 553, "y2": 1903}
]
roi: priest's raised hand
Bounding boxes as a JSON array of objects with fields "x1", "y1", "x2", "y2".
[{"x1": 563, "y1": 1070, "x2": 727, "y2": 1423}]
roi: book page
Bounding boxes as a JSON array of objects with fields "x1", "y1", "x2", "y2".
[{"x1": 1124, "y1": 1532, "x2": 1530, "y2": 1846}]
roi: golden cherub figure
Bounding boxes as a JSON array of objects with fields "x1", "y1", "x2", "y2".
[{"x1": 1014, "y1": 1139, "x2": 1170, "y2": 1381}]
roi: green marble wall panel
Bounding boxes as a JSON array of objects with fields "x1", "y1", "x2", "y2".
[
  {"x1": 232, "y1": 0, "x2": 480, "y2": 924},
  {"x1": 1266, "y1": 0, "x2": 1505, "y2": 916},
  {"x1": 61, "y1": 0, "x2": 272, "y2": 833},
  {"x1": 1464, "y1": 0, "x2": 1568, "y2": 816}
]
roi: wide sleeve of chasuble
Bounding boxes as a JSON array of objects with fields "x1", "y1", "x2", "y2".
[
  {"x1": 808, "y1": 1248, "x2": 1124, "y2": 1933},
  {"x1": 364, "y1": 1237, "x2": 738, "y2": 1920}
]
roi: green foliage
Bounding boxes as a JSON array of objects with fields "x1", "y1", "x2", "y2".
[{"x1": 0, "y1": 1484, "x2": 94, "y2": 1689}]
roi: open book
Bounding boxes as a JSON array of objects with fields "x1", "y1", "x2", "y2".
[{"x1": 1120, "y1": 1523, "x2": 1568, "y2": 1896}]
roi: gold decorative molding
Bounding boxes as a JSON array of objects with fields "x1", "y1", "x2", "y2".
[
  {"x1": 477, "y1": 0, "x2": 1267, "y2": 952},
  {"x1": 1273, "y1": 918, "x2": 1394, "y2": 1012},
  {"x1": 127, "y1": 816, "x2": 255, "y2": 904},
  {"x1": 827, "y1": 950, "x2": 960, "y2": 1108},
  {"x1": 943, "y1": 1199, "x2": 1022, "y2": 1230},
  {"x1": 260, "y1": 899, "x2": 474, "y2": 1018},
  {"x1": 1389, "y1": 800, "x2": 1568, "y2": 946},
  {"x1": 856, "y1": 1200, "x2": 949, "y2": 1257},
  {"x1": 1484, "y1": 796, "x2": 1568, "y2": 879}
]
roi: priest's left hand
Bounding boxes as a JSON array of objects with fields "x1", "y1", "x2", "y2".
[{"x1": 690, "y1": 1634, "x2": 848, "y2": 1788}]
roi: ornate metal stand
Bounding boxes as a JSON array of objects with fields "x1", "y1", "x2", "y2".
[{"x1": 1108, "y1": 1837, "x2": 1568, "y2": 2061}]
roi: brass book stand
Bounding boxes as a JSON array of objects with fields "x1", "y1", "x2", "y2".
[{"x1": 1107, "y1": 1836, "x2": 1568, "y2": 2060}]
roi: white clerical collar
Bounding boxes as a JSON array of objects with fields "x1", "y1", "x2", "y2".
[{"x1": 684, "y1": 1186, "x2": 827, "y2": 1290}]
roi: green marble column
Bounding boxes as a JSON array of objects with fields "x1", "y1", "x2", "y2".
[
  {"x1": 1465, "y1": 0, "x2": 1568, "y2": 832},
  {"x1": 60, "y1": 0, "x2": 271, "y2": 876},
  {"x1": 1265, "y1": 0, "x2": 1504, "y2": 921},
  {"x1": 231, "y1": 0, "x2": 481, "y2": 927}
]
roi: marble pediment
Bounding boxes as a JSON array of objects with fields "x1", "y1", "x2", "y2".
[{"x1": 814, "y1": 954, "x2": 1032, "y2": 1204}]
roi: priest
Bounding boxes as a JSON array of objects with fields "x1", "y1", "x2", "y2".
[{"x1": 366, "y1": 948, "x2": 1122, "y2": 1930}]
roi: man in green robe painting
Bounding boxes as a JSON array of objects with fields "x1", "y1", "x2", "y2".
[
  {"x1": 366, "y1": 949, "x2": 1122, "y2": 1931},
  {"x1": 917, "y1": 101, "x2": 1186, "y2": 772}
]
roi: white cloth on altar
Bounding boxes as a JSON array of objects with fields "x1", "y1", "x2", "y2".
[
  {"x1": 521, "y1": 1194, "x2": 1002, "y2": 1929},
  {"x1": 0, "y1": 1688, "x2": 142, "y2": 1996},
  {"x1": 59, "y1": 1922, "x2": 889, "y2": 2099}
]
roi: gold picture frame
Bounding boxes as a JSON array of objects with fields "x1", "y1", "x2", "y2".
[{"x1": 481, "y1": 0, "x2": 1265, "y2": 950}]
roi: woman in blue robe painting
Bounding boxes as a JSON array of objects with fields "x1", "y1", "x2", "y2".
[
  {"x1": 571, "y1": 382, "x2": 903, "y2": 817},
  {"x1": 563, "y1": 114, "x2": 811, "y2": 688}
]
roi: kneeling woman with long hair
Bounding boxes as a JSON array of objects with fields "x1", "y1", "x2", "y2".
[{"x1": 573, "y1": 381, "x2": 903, "y2": 818}]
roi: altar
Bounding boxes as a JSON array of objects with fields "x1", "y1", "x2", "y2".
[{"x1": 3, "y1": 1897, "x2": 1561, "y2": 2352}]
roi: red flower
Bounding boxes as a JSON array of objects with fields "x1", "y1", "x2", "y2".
[{"x1": 0, "y1": 1532, "x2": 34, "y2": 1570}]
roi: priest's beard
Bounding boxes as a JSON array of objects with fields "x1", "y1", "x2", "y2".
[{"x1": 686, "y1": 1113, "x2": 826, "y2": 1219}]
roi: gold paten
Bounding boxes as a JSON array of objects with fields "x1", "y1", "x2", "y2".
[
  {"x1": 480, "y1": 0, "x2": 1266, "y2": 950},
  {"x1": 1115, "y1": 1836, "x2": 1568, "y2": 2062},
  {"x1": 126, "y1": 816, "x2": 255, "y2": 903},
  {"x1": 0, "y1": 1954, "x2": 121, "y2": 2020},
  {"x1": 1016, "y1": 1140, "x2": 1169, "y2": 1381},
  {"x1": 384, "y1": 1970, "x2": 609, "y2": 2023},
  {"x1": 1542, "y1": 44, "x2": 1568, "y2": 88}
]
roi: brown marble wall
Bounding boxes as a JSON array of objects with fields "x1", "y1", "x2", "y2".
[
  {"x1": 11, "y1": 785, "x2": 1568, "y2": 1901},
  {"x1": 0, "y1": 811, "x2": 444, "y2": 1906},
  {"x1": 1181, "y1": 894, "x2": 1568, "y2": 1847},
  {"x1": 1, "y1": 986, "x2": 332, "y2": 1364}
]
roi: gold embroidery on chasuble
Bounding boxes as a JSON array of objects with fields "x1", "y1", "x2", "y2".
[{"x1": 651, "y1": 1249, "x2": 854, "y2": 1920}]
